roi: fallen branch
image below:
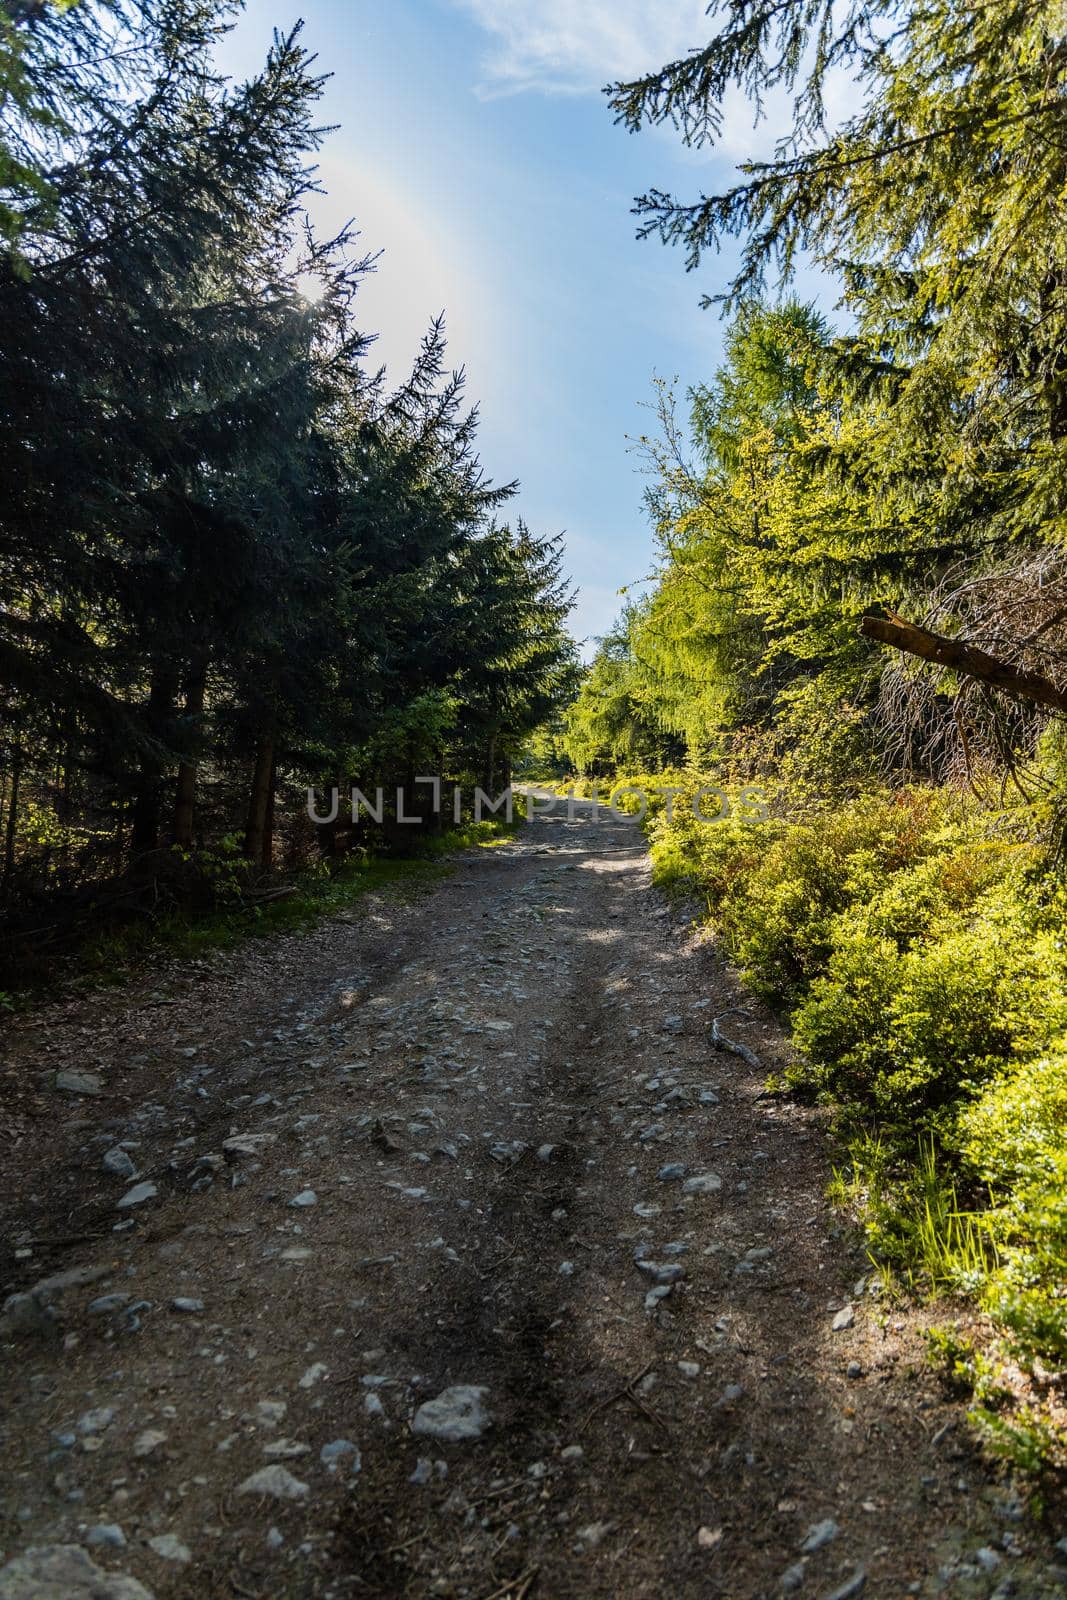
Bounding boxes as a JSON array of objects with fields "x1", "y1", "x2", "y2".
[
  {"x1": 580, "y1": 1360, "x2": 670, "y2": 1436},
  {"x1": 480, "y1": 1567, "x2": 539, "y2": 1600},
  {"x1": 860, "y1": 612, "x2": 1067, "y2": 714},
  {"x1": 711, "y1": 1009, "x2": 763, "y2": 1071}
]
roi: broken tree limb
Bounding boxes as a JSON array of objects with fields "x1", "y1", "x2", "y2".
[
  {"x1": 711, "y1": 1009, "x2": 764, "y2": 1071},
  {"x1": 859, "y1": 613, "x2": 1067, "y2": 714}
]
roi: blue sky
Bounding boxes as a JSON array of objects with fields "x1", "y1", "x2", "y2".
[{"x1": 214, "y1": 1, "x2": 838, "y2": 655}]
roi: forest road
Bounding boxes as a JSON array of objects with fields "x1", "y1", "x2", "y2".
[{"x1": 0, "y1": 801, "x2": 1062, "y2": 1600}]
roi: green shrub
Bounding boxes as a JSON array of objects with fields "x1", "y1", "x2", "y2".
[
  {"x1": 791, "y1": 910, "x2": 1067, "y2": 1118},
  {"x1": 982, "y1": 1153, "x2": 1067, "y2": 1366},
  {"x1": 958, "y1": 1041, "x2": 1067, "y2": 1188}
]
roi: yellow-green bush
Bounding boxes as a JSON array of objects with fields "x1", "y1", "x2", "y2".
[
  {"x1": 959, "y1": 1042, "x2": 1067, "y2": 1187},
  {"x1": 642, "y1": 773, "x2": 1067, "y2": 1396}
]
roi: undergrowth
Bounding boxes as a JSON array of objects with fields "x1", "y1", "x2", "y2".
[
  {"x1": 597, "y1": 768, "x2": 1067, "y2": 1483},
  {"x1": 14, "y1": 813, "x2": 523, "y2": 1001}
]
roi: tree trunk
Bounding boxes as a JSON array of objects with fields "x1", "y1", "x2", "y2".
[
  {"x1": 860, "y1": 612, "x2": 1067, "y2": 714},
  {"x1": 244, "y1": 729, "x2": 276, "y2": 864},
  {"x1": 2, "y1": 740, "x2": 21, "y2": 894},
  {"x1": 131, "y1": 666, "x2": 177, "y2": 854},
  {"x1": 482, "y1": 731, "x2": 497, "y2": 796},
  {"x1": 261, "y1": 757, "x2": 277, "y2": 868},
  {"x1": 317, "y1": 773, "x2": 344, "y2": 859},
  {"x1": 173, "y1": 660, "x2": 207, "y2": 849}
]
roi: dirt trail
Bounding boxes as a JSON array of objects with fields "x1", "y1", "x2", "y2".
[{"x1": 1, "y1": 802, "x2": 1063, "y2": 1600}]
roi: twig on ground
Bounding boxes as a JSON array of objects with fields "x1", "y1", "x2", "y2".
[
  {"x1": 480, "y1": 1566, "x2": 539, "y2": 1600},
  {"x1": 711, "y1": 1010, "x2": 763, "y2": 1071},
  {"x1": 580, "y1": 1360, "x2": 669, "y2": 1436}
]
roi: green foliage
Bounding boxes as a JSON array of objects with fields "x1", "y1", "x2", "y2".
[
  {"x1": 959, "y1": 1044, "x2": 1067, "y2": 1189},
  {"x1": 0, "y1": 2, "x2": 576, "y2": 916},
  {"x1": 592, "y1": 0, "x2": 1067, "y2": 1477},
  {"x1": 641, "y1": 772, "x2": 1067, "y2": 1462},
  {"x1": 924, "y1": 1327, "x2": 1011, "y2": 1409}
]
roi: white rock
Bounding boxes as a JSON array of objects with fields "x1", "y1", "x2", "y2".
[
  {"x1": 799, "y1": 1518, "x2": 839, "y2": 1553},
  {"x1": 298, "y1": 1362, "x2": 328, "y2": 1389},
  {"x1": 289, "y1": 1190, "x2": 317, "y2": 1208},
  {"x1": 146, "y1": 1535, "x2": 190, "y2": 1564},
  {"x1": 116, "y1": 1182, "x2": 158, "y2": 1209},
  {"x1": 0, "y1": 1545, "x2": 154, "y2": 1599},
  {"x1": 85, "y1": 1525, "x2": 126, "y2": 1548},
  {"x1": 102, "y1": 1149, "x2": 136, "y2": 1179},
  {"x1": 831, "y1": 1304, "x2": 855, "y2": 1331},
  {"x1": 223, "y1": 1134, "x2": 276, "y2": 1161},
  {"x1": 132, "y1": 1430, "x2": 167, "y2": 1459},
  {"x1": 237, "y1": 1465, "x2": 309, "y2": 1501},
  {"x1": 682, "y1": 1172, "x2": 722, "y2": 1195},
  {"x1": 77, "y1": 1406, "x2": 115, "y2": 1436},
  {"x1": 411, "y1": 1385, "x2": 490, "y2": 1442},
  {"x1": 55, "y1": 1071, "x2": 103, "y2": 1097}
]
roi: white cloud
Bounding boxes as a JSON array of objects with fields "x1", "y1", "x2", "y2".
[
  {"x1": 446, "y1": 2, "x2": 867, "y2": 164},
  {"x1": 448, "y1": 0, "x2": 713, "y2": 97}
]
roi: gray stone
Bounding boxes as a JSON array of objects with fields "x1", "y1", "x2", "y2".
[
  {"x1": 636, "y1": 1260, "x2": 685, "y2": 1286},
  {"x1": 832, "y1": 1304, "x2": 855, "y2": 1331},
  {"x1": 409, "y1": 1458, "x2": 433, "y2": 1485},
  {"x1": 780, "y1": 1563, "x2": 807, "y2": 1594},
  {"x1": 678, "y1": 1361, "x2": 700, "y2": 1379},
  {"x1": 320, "y1": 1439, "x2": 361, "y2": 1473},
  {"x1": 146, "y1": 1535, "x2": 190, "y2": 1564},
  {"x1": 237, "y1": 1465, "x2": 310, "y2": 1500},
  {"x1": 2, "y1": 1265, "x2": 111, "y2": 1336},
  {"x1": 822, "y1": 1569, "x2": 865, "y2": 1600},
  {"x1": 657, "y1": 1163, "x2": 687, "y2": 1182},
  {"x1": 288, "y1": 1190, "x2": 317, "y2": 1208},
  {"x1": 54, "y1": 1071, "x2": 103, "y2": 1097},
  {"x1": 0, "y1": 1546, "x2": 155, "y2": 1599},
  {"x1": 85, "y1": 1526, "x2": 126, "y2": 1549},
  {"x1": 88, "y1": 1294, "x2": 130, "y2": 1316},
  {"x1": 77, "y1": 1406, "x2": 115, "y2": 1436},
  {"x1": 411, "y1": 1385, "x2": 490, "y2": 1442},
  {"x1": 116, "y1": 1182, "x2": 158, "y2": 1209},
  {"x1": 846, "y1": 1360, "x2": 863, "y2": 1379},
  {"x1": 683, "y1": 1172, "x2": 722, "y2": 1195},
  {"x1": 132, "y1": 1430, "x2": 167, "y2": 1459},
  {"x1": 102, "y1": 1149, "x2": 136, "y2": 1179},
  {"x1": 800, "y1": 1518, "x2": 839, "y2": 1553},
  {"x1": 170, "y1": 1298, "x2": 204, "y2": 1314},
  {"x1": 222, "y1": 1134, "x2": 276, "y2": 1161}
]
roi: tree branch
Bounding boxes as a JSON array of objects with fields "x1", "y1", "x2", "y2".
[{"x1": 860, "y1": 613, "x2": 1067, "y2": 714}]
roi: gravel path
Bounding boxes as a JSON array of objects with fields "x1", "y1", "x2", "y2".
[{"x1": 1, "y1": 802, "x2": 1064, "y2": 1599}]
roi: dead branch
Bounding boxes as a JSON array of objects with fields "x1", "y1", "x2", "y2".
[{"x1": 860, "y1": 613, "x2": 1067, "y2": 714}]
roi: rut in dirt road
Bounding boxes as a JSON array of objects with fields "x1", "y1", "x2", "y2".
[{"x1": 1, "y1": 802, "x2": 1063, "y2": 1600}]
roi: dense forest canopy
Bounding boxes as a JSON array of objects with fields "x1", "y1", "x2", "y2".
[
  {"x1": 0, "y1": 0, "x2": 579, "y2": 936},
  {"x1": 563, "y1": 0, "x2": 1067, "y2": 802}
]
